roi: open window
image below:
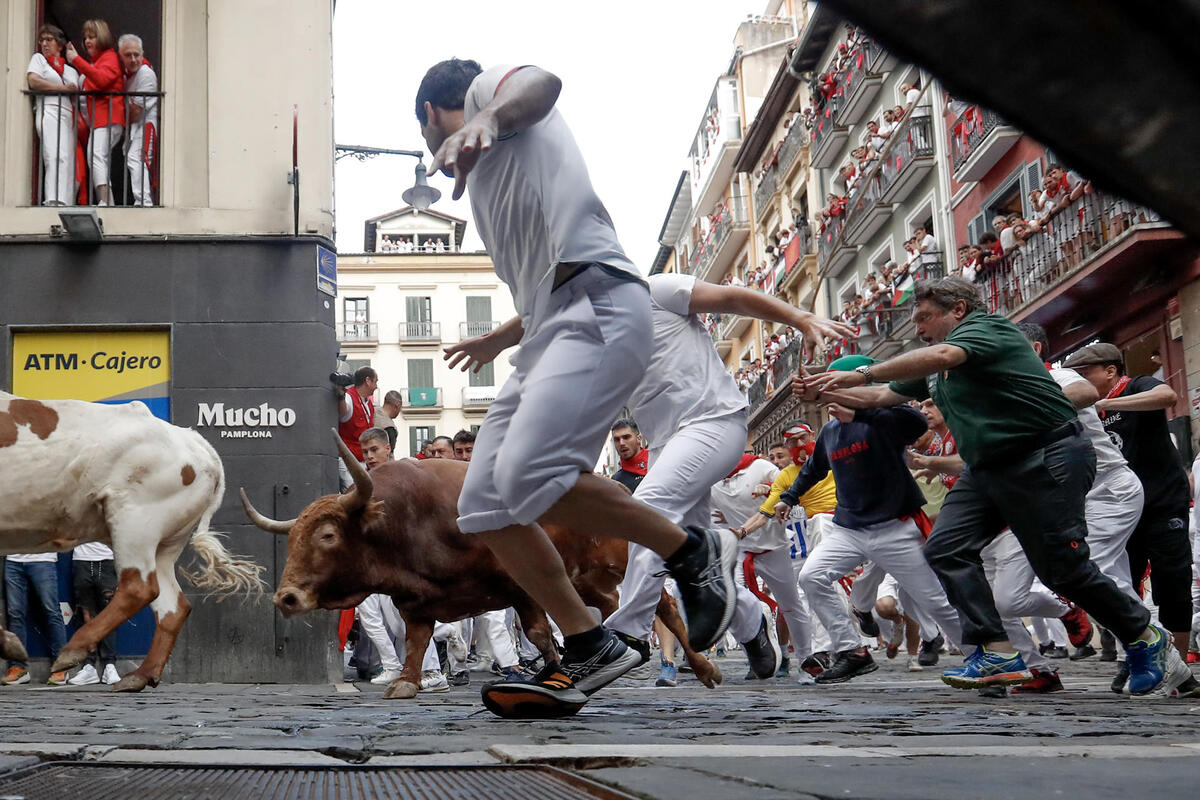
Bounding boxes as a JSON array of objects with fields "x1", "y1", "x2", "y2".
[{"x1": 30, "y1": 1, "x2": 163, "y2": 206}]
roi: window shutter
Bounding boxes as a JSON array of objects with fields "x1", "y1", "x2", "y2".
[
  {"x1": 968, "y1": 213, "x2": 987, "y2": 244},
  {"x1": 407, "y1": 359, "x2": 434, "y2": 388},
  {"x1": 405, "y1": 296, "x2": 431, "y2": 322},
  {"x1": 465, "y1": 296, "x2": 491, "y2": 322},
  {"x1": 469, "y1": 361, "x2": 495, "y2": 387},
  {"x1": 408, "y1": 427, "x2": 421, "y2": 457},
  {"x1": 1023, "y1": 160, "x2": 1043, "y2": 217}
]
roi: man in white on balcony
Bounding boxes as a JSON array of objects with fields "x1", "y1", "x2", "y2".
[{"x1": 118, "y1": 34, "x2": 157, "y2": 207}]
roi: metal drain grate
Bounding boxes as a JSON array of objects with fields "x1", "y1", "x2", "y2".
[{"x1": 0, "y1": 763, "x2": 636, "y2": 800}]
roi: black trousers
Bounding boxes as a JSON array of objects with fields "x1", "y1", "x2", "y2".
[
  {"x1": 72, "y1": 559, "x2": 118, "y2": 666},
  {"x1": 924, "y1": 432, "x2": 1151, "y2": 646},
  {"x1": 1127, "y1": 512, "x2": 1194, "y2": 632}
]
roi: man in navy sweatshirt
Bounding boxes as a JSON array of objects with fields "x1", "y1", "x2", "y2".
[{"x1": 776, "y1": 355, "x2": 964, "y2": 684}]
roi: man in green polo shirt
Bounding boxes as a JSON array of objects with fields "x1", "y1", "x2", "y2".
[{"x1": 796, "y1": 277, "x2": 1191, "y2": 698}]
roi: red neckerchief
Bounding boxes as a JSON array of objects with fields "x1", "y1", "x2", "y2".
[
  {"x1": 46, "y1": 54, "x2": 66, "y2": 77},
  {"x1": 725, "y1": 453, "x2": 759, "y2": 480},
  {"x1": 619, "y1": 448, "x2": 648, "y2": 477},
  {"x1": 1044, "y1": 182, "x2": 1060, "y2": 199},
  {"x1": 1058, "y1": 173, "x2": 1071, "y2": 193},
  {"x1": 1099, "y1": 376, "x2": 1132, "y2": 419}
]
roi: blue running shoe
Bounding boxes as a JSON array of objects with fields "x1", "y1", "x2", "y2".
[
  {"x1": 940, "y1": 647, "x2": 1033, "y2": 689},
  {"x1": 1125, "y1": 625, "x2": 1193, "y2": 696},
  {"x1": 655, "y1": 659, "x2": 677, "y2": 687}
]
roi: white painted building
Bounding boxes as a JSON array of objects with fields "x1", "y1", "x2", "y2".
[{"x1": 337, "y1": 207, "x2": 516, "y2": 457}]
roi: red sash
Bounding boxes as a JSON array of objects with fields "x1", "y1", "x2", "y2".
[{"x1": 742, "y1": 554, "x2": 778, "y2": 613}]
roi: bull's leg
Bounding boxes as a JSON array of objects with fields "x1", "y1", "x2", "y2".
[
  {"x1": 513, "y1": 602, "x2": 558, "y2": 667},
  {"x1": 384, "y1": 616, "x2": 432, "y2": 700},
  {"x1": 655, "y1": 591, "x2": 722, "y2": 689},
  {"x1": 0, "y1": 628, "x2": 28, "y2": 664},
  {"x1": 114, "y1": 539, "x2": 192, "y2": 692},
  {"x1": 53, "y1": 567, "x2": 159, "y2": 672}
]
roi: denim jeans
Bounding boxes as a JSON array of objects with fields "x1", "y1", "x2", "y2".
[
  {"x1": 924, "y1": 432, "x2": 1151, "y2": 646},
  {"x1": 4, "y1": 560, "x2": 68, "y2": 668}
]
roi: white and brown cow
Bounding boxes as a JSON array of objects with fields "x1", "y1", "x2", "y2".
[{"x1": 0, "y1": 391, "x2": 262, "y2": 690}]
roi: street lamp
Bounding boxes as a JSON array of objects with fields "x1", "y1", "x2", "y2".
[{"x1": 335, "y1": 145, "x2": 442, "y2": 211}]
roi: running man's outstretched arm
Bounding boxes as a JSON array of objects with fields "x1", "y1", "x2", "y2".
[
  {"x1": 429, "y1": 66, "x2": 562, "y2": 199},
  {"x1": 443, "y1": 316, "x2": 524, "y2": 372},
  {"x1": 790, "y1": 376, "x2": 915, "y2": 410},
  {"x1": 687, "y1": 281, "x2": 857, "y2": 358}
]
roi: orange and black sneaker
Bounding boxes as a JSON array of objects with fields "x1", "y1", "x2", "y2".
[
  {"x1": 481, "y1": 663, "x2": 588, "y2": 720},
  {"x1": 1, "y1": 667, "x2": 29, "y2": 685}
]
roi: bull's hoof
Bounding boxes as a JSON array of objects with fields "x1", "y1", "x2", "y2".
[
  {"x1": 113, "y1": 674, "x2": 151, "y2": 693},
  {"x1": 694, "y1": 659, "x2": 723, "y2": 689},
  {"x1": 0, "y1": 631, "x2": 28, "y2": 664},
  {"x1": 383, "y1": 680, "x2": 419, "y2": 699},
  {"x1": 51, "y1": 646, "x2": 90, "y2": 673}
]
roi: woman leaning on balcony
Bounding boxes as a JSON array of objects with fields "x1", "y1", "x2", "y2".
[
  {"x1": 66, "y1": 19, "x2": 125, "y2": 206},
  {"x1": 26, "y1": 24, "x2": 80, "y2": 206}
]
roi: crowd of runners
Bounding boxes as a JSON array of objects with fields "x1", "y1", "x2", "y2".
[{"x1": 401, "y1": 57, "x2": 1197, "y2": 719}]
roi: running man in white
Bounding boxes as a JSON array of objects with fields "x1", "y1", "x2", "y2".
[{"x1": 419, "y1": 59, "x2": 742, "y2": 718}]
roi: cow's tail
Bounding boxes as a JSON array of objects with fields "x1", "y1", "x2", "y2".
[{"x1": 180, "y1": 439, "x2": 266, "y2": 599}]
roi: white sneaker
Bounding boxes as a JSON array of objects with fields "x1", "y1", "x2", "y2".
[
  {"x1": 68, "y1": 665, "x2": 100, "y2": 686},
  {"x1": 370, "y1": 668, "x2": 403, "y2": 685},
  {"x1": 446, "y1": 626, "x2": 469, "y2": 663},
  {"x1": 102, "y1": 664, "x2": 121, "y2": 685},
  {"x1": 907, "y1": 655, "x2": 925, "y2": 673},
  {"x1": 419, "y1": 669, "x2": 450, "y2": 693}
]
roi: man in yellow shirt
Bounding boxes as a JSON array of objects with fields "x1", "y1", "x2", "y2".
[{"x1": 747, "y1": 423, "x2": 837, "y2": 526}]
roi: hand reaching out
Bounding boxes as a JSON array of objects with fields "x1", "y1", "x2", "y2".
[
  {"x1": 443, "y1": 334, "x2": 504, "y2": 373},
  {"x1": 427, "y1": 110, "x2": 499, "y2": 200}
]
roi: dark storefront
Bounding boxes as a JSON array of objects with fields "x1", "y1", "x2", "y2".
[{"x1": 1, "y1": 236, "x2": 341, "y2": 683}]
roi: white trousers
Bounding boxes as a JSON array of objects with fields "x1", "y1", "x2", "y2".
[
  {"x1": 981, "y1": 541, "x2": 1051, "y2": 671},
  {"x1": 851, "y1": 561, "x2": 941, "y2": 642},
  {"x1": 1082, "y1": 466, "x2": 1144, "y2": 601},
  {"x1": 799, "y1": 516, "x2": 962, "y2": 654},
  {"x1": 357, "y1": 594, "x2": 439, "y2": 673},
  {"x1": 458, "y1": 272, "x2": 651, "y2": 532},
  {"x1": 604, "y1": 412, "x2": 763, "y2": 644},
  {"x1": 87, "y1": 124, "x2": 122, "y2": 193},
  {"x1": 473, "y1": 609, "x2": 518, "y2": 669},
  {"x1": 35, "y1": 103, "x2": 75, "y2": 205},
  {"x1": 744, "y1": 545, "x2": 816, "y2": 659},
  {"x1": 1030, "y1": 616, "x2": 1070, "y2": 648},
  {"x1": 124, "y1": 123, "x2": 153, "y2": 206}
]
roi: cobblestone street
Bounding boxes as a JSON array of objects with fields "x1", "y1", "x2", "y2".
[{"x1": 0, "y1": 654, "x2": 1195, "y2": 798}]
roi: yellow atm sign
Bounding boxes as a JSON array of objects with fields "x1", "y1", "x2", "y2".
[{"x1": 12, "y1": 331, "x2": 171, "y2": 419}]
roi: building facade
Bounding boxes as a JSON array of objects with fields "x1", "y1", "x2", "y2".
[
  {"x1": 0, "y1": 0, "x2": 339, "y2": 682},
  {"x1": 337, "y1": 208, "x2": 516, "y2": 457}
]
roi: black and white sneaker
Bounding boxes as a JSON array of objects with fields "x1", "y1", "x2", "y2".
[
  {"x1": 560, "y1": 628, "x2": 644, "y2": 697},
  {"x1": 743, "y1": 614, "x2": 782, "y2": 679},
  {"x1": 612, "y1": 632, "x2": 651, "y2": 668},
  {"x1": 918, "y1": 633, "x2": 944, "y2": 666},
  {"x1": 853, "y1": 609, "x2": 881, "y2": 637},
  {"x1": 481, "y1": 663, "x2": 588, "y2": 720},
  {"x1": 814, "y1": 648, "x2": 878, "y2": 684},
  {"x1": 665, "y1": 527, "x2": 738, "y2": 652}
]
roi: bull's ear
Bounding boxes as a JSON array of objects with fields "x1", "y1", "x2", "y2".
[{"x1": 356, "y1": 499, "x2": 387, "y2": 533}]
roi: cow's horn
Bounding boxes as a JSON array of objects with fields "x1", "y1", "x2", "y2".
[
  {"x1": 239, "y1": 488, "x2": 296, "y2": 535},
  {"x1": 332, "y1": 428, "x2": 373, "y2": 512}
]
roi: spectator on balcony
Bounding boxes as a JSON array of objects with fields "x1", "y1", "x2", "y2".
[
  {"x1": 901, "y1": 81, "x2": 921, "y2": 108},
  {"x1": 839, "y1": 163, "x2": 858, "y2": 194},
  {"x1": 978, "y1": 232, "x2": 1004, "y2": 268},
  {"x1": 993, "y1": 215, "x2": 1017, "y2": 252},
  {"x1": 892, "y1": 104, "x2": 906, "y2": 120},
  {"x1": 66, "y1": 19, "x2": 125, "y2": 206},
  {"x1": 867, "y1": 120, "x2": 887, "y2": 152},
  {"x1": 27, "y1": 24, "x2": 80, "y2": 206},
  {"x1": 914, "y1": 225, "x2": 939, "y2": 266},
  {"x1": 878, "y1": 109, "x2": 897, "y2": 138},
  {"x1": 1046, "y1": 164, "x2": 1089, "y2": 209},
  {"x1": 118, "y1": 34, "x2": 157, "y2": 207}
]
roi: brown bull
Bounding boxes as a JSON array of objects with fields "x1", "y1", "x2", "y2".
[{"x1": 241, "y1": 432, "x2": 720, "y2": 698}]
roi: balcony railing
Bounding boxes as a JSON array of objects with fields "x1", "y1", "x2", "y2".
[
  {"x1": 401, "y1": 387, "x2": 442, "y2": 408},
  {"x1": 26, "y1": 89, "x2": 163, "y2": 207},
  {"x1": 810, "y1": 90, "x2": 845, "y2": 156},
  {"x1": 689, "y1": 196, "x2": 749, "y2": 277},
  {"x1": 746, "y1": 338, "x2": 805, "y2": 418},
  {"x1": 816, "y1": 213, "x2": 847, "y2": 272},
  {"x1": 399, "y1": 321, "x2": 441, "y2": 342},
  {"x1": 976, "y1": 192, "x2": 1160, "y2": 318},
  {"x1": 778, "y1": 120, "x2": 808, "y2": 176},
  {"x1": 951, "y1": 106, "x2": 1004, "y2": 174},
  {"x1": 338, "y1": 322, "x2": 378, "y2": 342},
  {"x1": 853, "y1": 255, "x2": 946, "y2": 349},
  {"x1": 462, "y1": 386, "x2": 498, "y2": 408},
  {"x1": 754, "y1": 169, "x2": 776, "y2": 221},
  {"x1": 460, "y1": 320, "x2": 500, "y2": 339}
]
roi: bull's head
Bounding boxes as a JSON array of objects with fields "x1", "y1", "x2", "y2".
[{"x1": 240, "y1": 429, "x2": 383, "y2": 616}]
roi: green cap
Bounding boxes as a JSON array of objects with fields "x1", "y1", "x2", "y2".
[{"x1": 827, "y1": 354, "x2": 878, "y2": 372}]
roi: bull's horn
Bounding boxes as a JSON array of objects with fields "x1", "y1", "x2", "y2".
[
  {"x1": 239, "y1": 488, "x2": 296, "y2": 535},
  {"x1": 332, "y1": 428, "x2": 373, "y2": 512}
]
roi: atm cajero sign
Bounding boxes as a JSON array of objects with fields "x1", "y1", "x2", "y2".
[{"x1": 197, "y1": 402, "x2": 296, "y2": 439}]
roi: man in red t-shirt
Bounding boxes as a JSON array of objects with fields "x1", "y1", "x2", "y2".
[{"x1": 336, "y1": 367, "x2": 378, "y2": 490}]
